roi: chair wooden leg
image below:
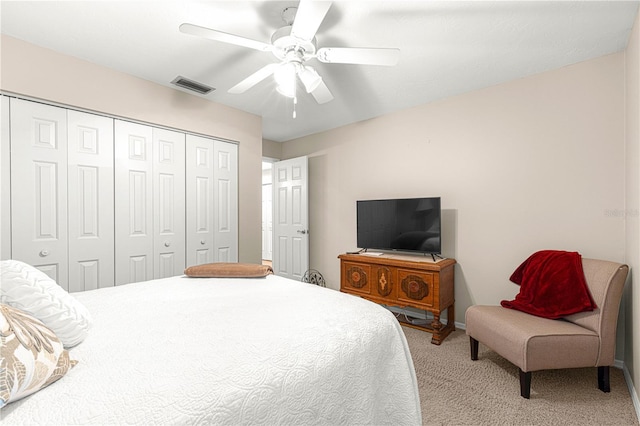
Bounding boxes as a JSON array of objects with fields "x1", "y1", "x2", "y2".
[
  {"x1": 519, "y1": 369, "x2": 531, "y2": 399},
  {"x1": 470, "y1": 337, "x2": 479, "y2": 361},
  {"x1": 598, "y1": 366, "x2": 610, "y2": 393}
]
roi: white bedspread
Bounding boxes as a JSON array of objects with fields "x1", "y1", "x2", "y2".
[{"x1": 2, "y1": 274, "x2": 422, "y2": 425}]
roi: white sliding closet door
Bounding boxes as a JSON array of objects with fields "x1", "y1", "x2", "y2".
[
  {"x1": 185, "y1": 136, "x2": 238, "y2": 266},
  {"x1": 8, "y1": 98, "x2": 237, "y2": 290},
  {"x1": 152, "y1": 128, "x2": 185, "y2": 278},
  {"x1": 213, "y1": 140, "x2": 238, "y2": 262},
  {"x1": 185, "y1": 134, "x2": 214, "y2": 266},
  {"x1": 10, "y1": 99, "x2": 115, "y2": 291},
  {"x1": 67, "y1": 110, "x2": 114, "y2": 291},
  {"x1": 10, "y1": 99, "x2": 69, "y2": 286},
  {"x1": 115, "y1": 120, "x2": 153, "y2": 285}
]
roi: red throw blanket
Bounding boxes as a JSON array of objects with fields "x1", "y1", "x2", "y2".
[{"x1": 500, "y1": 250, "x2": 597, "y2": 319}]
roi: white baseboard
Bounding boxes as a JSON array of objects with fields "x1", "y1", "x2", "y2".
[{"x1": 622, "y1": 362, "x2": 640, "y2": 423}]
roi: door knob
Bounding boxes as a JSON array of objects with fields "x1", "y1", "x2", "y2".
[
  {"x1": 200, "y1": 240, "x2": 206, "y2": 245},
  {"x1": 39, "y1": 249, "x2": 49, "y2": 257},
  {"x1": 164, "y1": 241, "x2": 171, "y2": 247},
  {"x1": 296, "y1": 230, "x2": 308, "y2": 234}
]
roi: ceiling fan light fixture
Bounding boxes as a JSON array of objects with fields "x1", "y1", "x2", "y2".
[
  {"x1": 276, "y1": 83, "x2": 296, "y2": 98},
  {"x1": 299, "y1": 66, "x2": 322, "y2": 93},
  {"x1": 274, "y1": 62, "x2": 298, "y2": 98}
]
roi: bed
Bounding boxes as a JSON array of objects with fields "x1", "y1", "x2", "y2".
[{"x1": 1, "y1": 263, "x2": 422, "y2": 425}]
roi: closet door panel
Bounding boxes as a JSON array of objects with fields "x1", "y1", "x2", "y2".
[
  {"x1": 115, "y1": 120, "x2": 153, "y2": 285},
  {"x1": 10, "y1": 99, "x2": 69, "y2": 288},
  {"x1": 185, "y1": 135, "x2": 214, "y2": 266},
  {"x1": 213, "y1": 141, "x2": 238, "y2": 262},
  {"x1": 152, "y1": 128, "x2": 185, "y2": 278},
  {"x1": 67, "y1": 110, "x2": 114, "y2": 291}
]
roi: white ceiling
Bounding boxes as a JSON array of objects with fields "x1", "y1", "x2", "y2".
[{"x1": 1, "y1": 1, "x2": 638, "y2": 142}]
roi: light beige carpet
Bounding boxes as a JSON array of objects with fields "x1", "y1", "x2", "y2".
[{"x1": 402, "y1": 326, "x2": 639, "y2": 426}]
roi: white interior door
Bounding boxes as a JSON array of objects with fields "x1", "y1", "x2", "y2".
[
  {"x1": 152, "y1": 128, "x2": 185, "y2": 278},
  {"x1": 114, "y1": 120, "x2": 153, "y2": 285},
  {"x1": 10, "y1": 98, "x2": 69, "y2": 287},
  {"x1": 272, "y1": 156, "x2": 308, "y2": 280},
  {"x1": 185, "y1": 134, "x2": 214, "y2": 266},
  {"x1": 262, "y1": 183, "x2": 273, "y2": 261},
  {"x1": 67, "y1": 110, "x2": 114, "y2": 291}
]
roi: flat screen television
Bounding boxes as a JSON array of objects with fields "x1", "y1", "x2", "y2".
[{"x1": 356, "y1": 197, "x2": 441, "y2": 255}]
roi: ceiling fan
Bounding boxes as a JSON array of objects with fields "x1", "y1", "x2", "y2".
[{"x1": 179, "y1": 0, "x2": 400, "y2": 106}]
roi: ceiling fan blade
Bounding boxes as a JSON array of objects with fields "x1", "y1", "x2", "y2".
[
  {"x1": 290, "y1": 0, "x2": 332, "y2": 41},
  {"x1": 310, "y1": 80, "x2": 333, "y2": 104},
  {"x1": 316, "y1": 47, "x2": 400, "y2": 66},
  {"x1": 180, "y1": 23, "x2": 272, "y2": 52},
  {"x1": 228, "y1": 63, "x2": 279, "y2": 94}
]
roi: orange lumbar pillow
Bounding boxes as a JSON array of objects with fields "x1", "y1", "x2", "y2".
[{"x1": 184, "y1": 263, "x2": 274, "y2": 278}]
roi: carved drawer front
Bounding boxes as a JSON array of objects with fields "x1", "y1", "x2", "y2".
[
  {"x1": 397, "y1": 269, "x2": 434, "y2": 308},
  {"x1": 343, "y1": 262, "x2": 371, "y2": 294},
  {"x1": 373, "y1": 266, "x2": 394, "y2": 298}
]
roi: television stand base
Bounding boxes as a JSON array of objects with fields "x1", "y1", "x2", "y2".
[
  {"x1": 346, "y1": 248, "x2": 366, "y2": 255},
  {"x1": 430, "y1": 253, "x2": 444, "y2": 261}
]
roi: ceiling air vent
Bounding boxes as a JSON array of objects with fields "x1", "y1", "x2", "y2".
[{"x1": 171, "y1": 76, "x2": 215, "y2": 95}]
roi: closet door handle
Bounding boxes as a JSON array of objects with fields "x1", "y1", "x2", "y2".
[{"x1": 39, "y1": 249, "x2": 50, "y2": 257}]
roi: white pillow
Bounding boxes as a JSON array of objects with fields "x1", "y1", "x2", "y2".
[{"x1": 0, "y1": 260, "x2": 92, "y2": 347}]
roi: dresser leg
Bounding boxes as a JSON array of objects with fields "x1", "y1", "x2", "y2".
[
  {"x1": 430, "y1": 314, "x2": 442, "y2": 345},
  {"x1": 430, "y1": 314, "x2": 443, "y2": 331},
  {"x1": 430, "y1": 304, "x2": 455, "y2": 345}
]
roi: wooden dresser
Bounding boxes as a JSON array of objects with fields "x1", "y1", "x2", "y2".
[{"x1": 338, "y1": 253, "x2": 456, "y2": 345}]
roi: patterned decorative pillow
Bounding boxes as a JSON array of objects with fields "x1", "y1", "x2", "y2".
[
  {"x1": 0, "y1": 303, "x2": 78, "y2": 407},
  {"x1": 184, "y1": 262, "x2": 274, "y2": 278},
  {"x1": 0, "y1": 260, "x2": 92, "y2": 347}
]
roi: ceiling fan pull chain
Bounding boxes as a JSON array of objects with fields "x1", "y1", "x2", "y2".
[{"x1": 293, "y1": 96, "x2": 297, "y2": 119}]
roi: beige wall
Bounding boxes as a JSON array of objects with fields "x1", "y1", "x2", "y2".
[
  {"x1": 0, "y1": 35, "x2": 262, "y2": 264},
  {"x1": 262, "y1": 138, "x2": 282, "y2": 160},
  {"x1": 282, "y1": 53, "x2": 626, "y2": 326},
  {"x1": 625, "y1": 10, "x2": 640, "y2": 413}
]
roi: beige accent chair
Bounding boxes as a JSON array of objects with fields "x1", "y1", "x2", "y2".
[{"x1": 465, "y1": 258, "x2": 628, "y2": 399}]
